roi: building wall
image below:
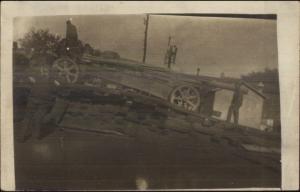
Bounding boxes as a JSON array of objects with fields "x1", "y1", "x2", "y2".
[
  {"x1": 212, "y1": 86, "x2": 264, "y2": 129},
  {"x1": 239, "y1": 89, "x2": 264, "y2": 129},
  {"x1": 212, "y1": 89, "x2": 233, "y2": 121},
  {"x1": 262, "y1": 92, "x2": 281, "y2": 132}
]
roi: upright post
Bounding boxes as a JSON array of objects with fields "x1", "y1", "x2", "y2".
[
  {"x1": 142, "y1": 14, "x2": 150, "y2": 63},
  {"x1": 167, "y1": 36, "x2": 172, "y2": 69}
]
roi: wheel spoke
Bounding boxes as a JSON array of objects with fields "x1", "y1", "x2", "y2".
[
  {"x1": 185, "y1": 100, "x2": 196, "y2": 108},
  {"x1": 66, "y1": 75, "x2": 72, "y2": 83},
  {"x1": 67, "y1": 68, "x2": 78, "y2": 74},
  {"x1": 53, "y1": 64, "x2": 64, "y2": 71},
  {"x1": 187, "y1": 95, "x2": 197, "y2": 100},
  {"x1": 66, "y1": 64, "x2": 76, "y2": 70},
  {"x1": 65, "y1": 70, "x2": 75, "y2": 76}
]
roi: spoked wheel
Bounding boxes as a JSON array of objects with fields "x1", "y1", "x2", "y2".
[
  {"x1": 169, "y1": 85, "x2": 200, "y2": 111},
  {"x1": 52, "y1": 57, "x2": 79, "y2": 83}
]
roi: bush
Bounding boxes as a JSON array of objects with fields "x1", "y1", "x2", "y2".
[{"x1": 19, "y1": 28, "x2": 62, "y2": 54}]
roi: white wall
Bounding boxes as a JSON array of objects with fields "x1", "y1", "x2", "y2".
[
  {"x1": 212, "y1": 86, "x2": 264, "y2": 129},
  {"x1": 212, "y1": 89, "x2": 233, "y2": 121},
  {"x1": 239, "y1": 88, "x2": 264, "y2": 129}
]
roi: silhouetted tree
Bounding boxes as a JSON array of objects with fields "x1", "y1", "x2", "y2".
[
  {"x1": 19, "y1": 27, "x2": 120, "y2": 60},
  {"x1": 19, "y1": 28, "x2": 62, "y2": 55},
  {"x1": 241, "y1": 68, "x2": 279, "y2": 94},
  {"x1": 241, "y1": 68, "x2": 279, "y2": 83},
  {"x1": 83, "y1": 43, "x2": 94, "y2": 55}
]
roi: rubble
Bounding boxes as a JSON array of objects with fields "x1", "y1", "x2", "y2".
[{"x1": 57, "y1": 90, "x2": 280, "y2": 156}]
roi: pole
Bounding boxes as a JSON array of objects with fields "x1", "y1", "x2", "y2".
[
  {"x1": 142, "y1": 14, "x2": 149, "y2": 63},
  {"x1": 167, "y1": 36, "x2": 172, "y2": 69}
]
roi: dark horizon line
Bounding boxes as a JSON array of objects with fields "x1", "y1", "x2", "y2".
[
  {"x1": 14, "y1": 13, "x2": 277, "y2": 20},
  {"x1": 150, "y1": 13, "x2": 277, "y2": 20}
]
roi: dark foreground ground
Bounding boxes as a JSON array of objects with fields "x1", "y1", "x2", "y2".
[{"x1": 13, "y1": 100, "x2": 281, "y2": 190}]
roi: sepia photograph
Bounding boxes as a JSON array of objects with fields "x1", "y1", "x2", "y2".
[
  {"x1": 2, "y1": 1, "x2": 300, "y2": 191},
  {"x1": 11, "y1": 13, "x2": 282, "y2": 190}
]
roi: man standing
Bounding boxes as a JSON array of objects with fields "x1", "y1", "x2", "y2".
[
  {"x1": 66, "y1": 19, "x2": 78, "y2": 46},
  {"x1": 164, "y1": 36, "x2": 178, "y2": 69},
  {"x1": 227, "y1": 81, "x2": 244, "y2": 127},
  {"x1": 65, "y1": 19, "x2": 83, "y2": 58}
]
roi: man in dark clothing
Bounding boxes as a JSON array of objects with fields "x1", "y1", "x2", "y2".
[
  {"x1": 165, "y1": 45, "x2": 178, "y2": 69},
  {"x1": 170, "y1": 45, "x2": 177, "y2": 64},
  {"x1": 66, "y1": 20, "x2": 78, "y2": 46},
  {"x1": 65, "y1": 20, "x2": 83, "y2": 58},
  {"x1": 226, "y1": 81, "x2": 244, "y2": 126}
]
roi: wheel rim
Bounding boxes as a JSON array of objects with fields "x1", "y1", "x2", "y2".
[
  {"x1": 170, "y1": 85, "x2": 200, "y2": 111},
  {"x1": 52, "y1": 57, "x2": 79, "y2": 83}
]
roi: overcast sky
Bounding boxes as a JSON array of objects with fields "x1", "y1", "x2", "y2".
[{"x1": 13, "y1": 15, "x2": 278, "y2": 78}]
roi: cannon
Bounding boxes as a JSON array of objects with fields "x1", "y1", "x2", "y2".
[{"x1": 36, "y1": 53, "x2": 249, "y2": 116}]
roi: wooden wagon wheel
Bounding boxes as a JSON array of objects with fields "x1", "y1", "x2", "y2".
[
  {"x1": 52, "y1": 57, "x2": 79, "y2": 83},
  {"x1": 169, "y1": 85, "x2": 200, "y2": 111}
]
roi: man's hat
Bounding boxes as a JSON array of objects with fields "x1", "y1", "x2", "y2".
[{"x1": 66, "y1": 18, "x2": 72, "y2": 24}]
